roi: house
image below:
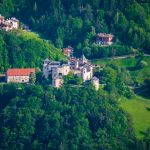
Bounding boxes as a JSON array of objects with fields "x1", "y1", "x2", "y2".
[
  {"x1": 52, "y1": 64, "x2": 70, "y2": 79},
  {"x1": 82, "y1": 64, "x2": 93, "y2": 82},
  {"x1": 52, "y1": 77, "x2": 63, "y2": 88},
  {"x1": 7, "y1": 17, "x2": 19, "y2": 29},
  {"x1": 62, "y1": 46, "x2": 74, "y2": 57},
  {"x1": 0, "y1": 15, "x2": 19, "y2": 31},
  {"x1": 68, "y1": 54, "x2": 88, "y2": 70},
  {"x1": 96, "y1": 33, "x2": 113, "y2": 46},
  {"x1": 43, "y1": 59, "x2": 70, "y2": 88},
  {"x1": 0, "y1": 15, "x2": 5, "y2": 24},
  {"x1": 92, "y1": 77, "x2": 99, "y2": 90},
  {"x1": 43, "y1": 59, "x2": 60, "y2": 78},
  {"x1": 6, "y1": 68, "x2": 35, "y2": 83},
  {"x1": 43, "y1": 54, "x2": 94, "y2": 88}
]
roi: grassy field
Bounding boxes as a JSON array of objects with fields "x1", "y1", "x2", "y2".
[
  {"x1": 93, "y1": 56, "x2": 150, "y2": 84},
  {"x1": 120, "y1": 96, "x2": 150, "y2": 139}
]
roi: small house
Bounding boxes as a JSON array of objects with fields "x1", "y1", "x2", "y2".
[
  {"x1": 62, "y1": 46, "x2": 74, "y2": 57},
  {"x1": 52, "y1": 77, "x2": 63, "y2": 88},
  {"x1": 96, "y1": 33, "x2": 113, "y2": 46},
  {"x1": 0, "y1": 15, "x2": 5, "y2": 24},
  {"x1": 6, "y1": 68, "x2": 35, "y2": 83},
  {"x1": 0, "y1": 15, "x2": 19, "y2": 31}
]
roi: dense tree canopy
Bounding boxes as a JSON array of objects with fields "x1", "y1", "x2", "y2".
[{"x1": 0, "y1": 83, "x2": 140, "y2": 150}]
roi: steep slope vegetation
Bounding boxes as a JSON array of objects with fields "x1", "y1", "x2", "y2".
[{"x1": 0, "y1": 30, "x2": 64, "y2": 72}]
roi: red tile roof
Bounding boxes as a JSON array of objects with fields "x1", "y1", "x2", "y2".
[
  {"x1": 6, "y1": 68, "x2": 35, "y2": 76},
  {"x1": 63, "y1": 48, "x2": 71, "y2": 55}
]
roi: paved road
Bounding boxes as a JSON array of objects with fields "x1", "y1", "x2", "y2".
[{"x1": 89, "y1": 54, "x2": 150, "y2": 62}]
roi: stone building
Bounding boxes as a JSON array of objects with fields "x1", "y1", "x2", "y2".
[
  {"x1": 0, "y1": 15, "x2": 19, "y2": 31},
  {"x1": 5, "y1": 17, "x2": 19, "y2": 29},
  {"x1": 68, "y1": 54, "x2": 88, "y2": 70},
  {"x1": 82, "y1": 64, "x2": 93, "y2": 82},
  {"x1": 62, "y1": 46, "x2": 74, "y2": 57},
  {"x1": 52, "y1": 77, "x2": 63, "y2": 88},
  {"x1": 92, "y1": 77, "x2": 99, "y2": 90},
  {"x1": 6, "y1": 68, "x2": 35, "y2": 83},
  {"x1": 43, "y1": 59, "x2": 60, "y2": 78},
  {"x1": 52, "y1": 64, "x2": 70, "y2": 79},
  {"x1": 43, "y1": 59, "x2": 70, "y2": 87},
  {"x1": 96, "y1": 33, "x2": 113, "y2": 46}
]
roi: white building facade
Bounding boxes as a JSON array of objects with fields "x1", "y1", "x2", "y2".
[
  {"x1": 43, "y1": 55, "x2": 94, "y2": 88},
  {"x1": 0, "y1": 15, "x2": 19, "y2": 31},
  {"x1": 6, "y1": 68, "x2": 35, "y2": 83}
]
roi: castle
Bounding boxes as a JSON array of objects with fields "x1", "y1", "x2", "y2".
[{"x1": 43, "y1": 54, "x2": 99, "y2": 89}]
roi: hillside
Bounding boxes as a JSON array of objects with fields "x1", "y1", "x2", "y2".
[
  {"x1": 0, "y1": 0, "x2": 150, "y2": 58},
  {"x1": 0, "y1": 0, "x2": 150, "y2": 150},
  {"x1": 0, "y1": 30, "x2": 65, "y2": 72}
]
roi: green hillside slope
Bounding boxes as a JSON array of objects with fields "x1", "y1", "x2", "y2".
[{"x1": 0, "y1": 30, "x2": 65, "y2": 72}]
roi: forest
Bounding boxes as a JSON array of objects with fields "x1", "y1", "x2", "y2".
[{"x1": 0, "y1": 83, "x2": 147, "y2": 150}]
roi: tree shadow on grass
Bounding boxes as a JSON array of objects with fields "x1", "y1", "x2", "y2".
[
  {"x1": 140, "y1": 131, "x2": 146, "y2": 136},
  {"x1": 146, "y1": 107, "x2": 150, "y2": 112}
]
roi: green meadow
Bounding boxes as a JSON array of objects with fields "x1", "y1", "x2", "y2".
[{"x1": 120, "y1": 96, "x2": 150, "y2": 139}]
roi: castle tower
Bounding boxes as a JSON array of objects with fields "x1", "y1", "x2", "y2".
[
  {"x1": 82, "y1": 64, "x2": 93, "y2": 82},
  {"x1": 75, "y1": 59, "x2": 79, "y2": 69},
  {"x1": 43, "y1": 58, "x2": 50, "y2": 78},
  {"x1": 81, "y1": 54, "x2": 88, "y2": 64}
]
